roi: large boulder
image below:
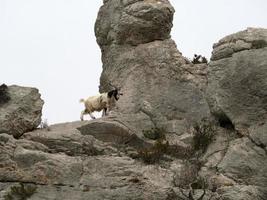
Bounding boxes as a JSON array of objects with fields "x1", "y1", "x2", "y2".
[
  {"x1": 95, "y1": 0, "x2": 174, "y2": 46},
  {"x1": 207, "y1": 28, "x2": 267, "y2": 132},
  {"x1": 95, "y1": 0, "x2": 211, "y2": 127},
  {"x1": 202, "y1": 28, "x2": 267, "y2": 199},
  {"x1": 0, "y1": 85, "x2": 44, "y2": 138}
]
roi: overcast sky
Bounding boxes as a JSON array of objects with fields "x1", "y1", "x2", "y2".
[{"x1": 1, "y1": 0, "x2": 267, "y2": 124}]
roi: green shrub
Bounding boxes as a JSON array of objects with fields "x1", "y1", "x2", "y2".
[
  {"x1": 192, "y1": 119, "x2": 215, "y2": 153},
  {"x1": 142, "y1": 127, "x2": 166, "y2": 140}
]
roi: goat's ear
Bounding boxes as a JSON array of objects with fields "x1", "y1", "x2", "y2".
[{"x1": 107, "y1": 90, "x2": 114, "y2": 98}]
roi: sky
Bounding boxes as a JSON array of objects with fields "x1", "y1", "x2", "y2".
[{"x1": 1, "y1": 0, "x2": 267, "y2": 124}]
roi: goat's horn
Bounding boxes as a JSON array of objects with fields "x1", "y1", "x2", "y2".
[
  {"x1": 108, "y1": 83, "x2": 115, "y2": 88},
  {"x1": 108, "y1": 83, "x2": 118, "y2": 90}
]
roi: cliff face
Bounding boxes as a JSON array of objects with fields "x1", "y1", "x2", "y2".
[
  {"x1": 0, "y1": 1, "x2": 267, "y2": 200},
  {"x1": 95, "y1": 0, "x2": 210, "y2": 125}
]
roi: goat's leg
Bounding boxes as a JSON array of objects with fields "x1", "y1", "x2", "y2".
[
  {"x1": 80, "y1": 110, "x2": 85, "y2": 121},
  {"x1": 106, "y1": 104, "x2": 111, "y2": 116},
  {"x1": 102, "y1": 108, "x2": 107, "y2": 117},
  {"x1": 89, "y1": 112, "x2": 96, "y2": 119}
]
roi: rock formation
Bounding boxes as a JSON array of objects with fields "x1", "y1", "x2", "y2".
[
  {"x1": 0, "y1": 85, "x2": 44, "y2": 138},
  {"x1": 96, "y1": 0, "x2": 211, "y2": 125},
  {"x1": 207, "y1": 28, "x2": 267, "y2": 133},
  {"x1": 0, "y1": 0, "x2": 266, "y2": 199}
]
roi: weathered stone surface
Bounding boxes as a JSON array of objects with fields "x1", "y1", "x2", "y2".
[
  {"x1": 0, "y1": 85, "x2": 44, "y2": 138},
  {"x1": 23, "y1": 121, "x2": 107, "y2": 156},
  {"x1": 95, "y1": 0, "x2": 211, "y2": 128},
  {"x1": 95, "y1": 0, "x2": 174, "y2": 46},
  {"x1": 207, "y1": 28, "x2": 267, "y2": 132},
  {"x1": 217, "y1": 185, "x2": 267, "y2": 200},
  {"x1": 78, "y1": 114, "x2": 154, "y2": 149},
  {"x1": 249, "y1": 123, "x2": 267, "y2": 150},
  {"x1": 201, "y1": 127, "x2": 233, "y2": 169},
  {"x1": 211, "y1": 28, "x2": 267, "y2": 61},
  {"x1": 217, "y1": 137, "x2": 267, "y2": 187},
  {"x1": 0, "y1": 134, "x2": 83, "y2": 185},
  {"x1": 99, "y1": 39, "x2": 211, "y2": 126},
  {"x1": 1, "y1": 1, "x2": 267, "y2": 199},
  {"x1": 0, "y1": 127, "x2": 183, "y2": 200}
]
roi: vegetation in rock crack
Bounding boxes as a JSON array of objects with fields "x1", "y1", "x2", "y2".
[
  {"x1": 0, "y1": 84, "x2": 10, "y2": 105},
  {"x1": 173, "y1": 159, "x2": 223, "y2": 199},
  {"x1": 192, "y1": 119, "x2": 215, "y2": 153},
  {"x1": 137, "y1": 139, "x2": 169, "y2": 164},
  {"x1": 4, "y1": 183, "x2": 37, "y2": 200},
  {"x1": 177, "y1": 175, "x2": 211, "y2": 200},
  {"x1": 251, "y1": 39, "x2": 267, "y2": 49},
  {"x1": 167, "y1": 144, "x2": 193, "y2": 160},
  {"x1": 173, "y1": 160, "x2": 201, "y2": 189},
  {"x1": 140, "y1": 127, "x2": 194, "y2": 163},
  {"x1": 142, "y1": 127, "x2": 166, "y2": 140}
]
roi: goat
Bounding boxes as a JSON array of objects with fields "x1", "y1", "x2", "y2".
[
  {"x1": 192, "y1": 54, "x2": 208, "y2": 64},
  {"x1": 79, "y1": 87, "x2": 123, "y2": 120}
]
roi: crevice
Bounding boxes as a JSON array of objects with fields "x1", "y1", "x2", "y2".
[
  {"x1": 1, "y1": 180, "x2": 76, "y2": 188},
  {"x1": 214, "y1": 134, "x2": 232, "y2": 170},
  {"x1": 0, "y1": 180, "x2": 47, "y2": 186},
  {"x1": 215, "y1": 113, "x2": 235, "y2": 130},
  {"x1": 122, "y1": 0, "x2": 142, "y2": 7},
  {"x1": 204, "y1": 148, "x2": 227, "y2": 161},
  {"x1": 247, "y1": 135, "x2": 267, "y2": 155}
]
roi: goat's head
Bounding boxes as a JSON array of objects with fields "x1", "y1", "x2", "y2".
[
  {"x1": 108, "y1": 83, "x2": 123, "y2": 100},
  {"x1": 107, "y1": 89, "x2": 123, "y2": 101}
]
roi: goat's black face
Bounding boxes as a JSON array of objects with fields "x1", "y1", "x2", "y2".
[{"x1": 108, "y1": 89, "x2": 122, "y2": 101}]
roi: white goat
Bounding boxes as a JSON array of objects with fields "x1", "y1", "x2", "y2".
[{"x1": 79, "y1": 89, "x2": 122, "y2": 120}]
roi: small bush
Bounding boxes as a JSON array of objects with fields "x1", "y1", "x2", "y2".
[
  {"x1": 174, "y1": 161, "x2": 199, "y2": 189},
  {"x1": 142, "y1": 127, "x2": 166, "y2": 140},
  {"x1": 251, "y1": 40, "x2": 267, "y2": 49},
  {"x1": 4, "y1": 183, "x2": 37, "y2": 200},
  {"x1": 138, "y1": 139, "x2": 169, "y2": 164},
  {"x1": 192, "y1": 119, "x2": 215, "y2": 153},
  {"x1": 167, "y1": 144, "x2": 193, "y2": 160},
  {"x1": 0, "y1": 84, "x2": 10, "y2": 105}
]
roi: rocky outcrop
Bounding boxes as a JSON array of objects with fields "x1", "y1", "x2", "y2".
[
  {"x1": 95, "y1": 0, "x2": 174, "y2": 46},
  {"x1": 96, "y1": 0, "x2": 211, "y2": 127},
  {"x1": 0, "y1": 85, "x2": 44, "y2": 138},
  {"x1": 207, "y1": 28, "x2": 267, "y2": 132},
  {"x1": 0, "y1": 1, "x2": 267, "y2": 200},
  {"x1": 0, "y1": 122, "x2": 182, "y2": 200},
  {"x1": 198, "y1": 28, "x2": 267, "y2": 200}
]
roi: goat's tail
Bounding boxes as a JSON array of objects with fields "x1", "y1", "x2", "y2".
[{"x1": 79, "y1": 98, "x2": 85, "y2": 103}]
